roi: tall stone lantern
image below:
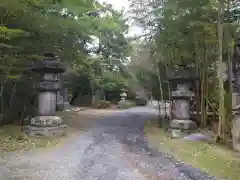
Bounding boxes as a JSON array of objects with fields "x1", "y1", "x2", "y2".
[
  {"x1": 168, "y1": 68, "x2": 199, "y2": 138},
  {"x1": 24, "y1": 53, "x2": 67, "y2": 137}
]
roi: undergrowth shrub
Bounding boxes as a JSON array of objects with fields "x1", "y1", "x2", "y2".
[
  {"x1": 118, "y1": 100, "x2": 136, "y2": 109},
  {"x1": 97, "y1": 100, "x2": 111, "y2": 109}
]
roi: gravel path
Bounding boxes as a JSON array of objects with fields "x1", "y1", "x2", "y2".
[{"x1": 0, "y1": 107, "x2": 218, "y2": 180}]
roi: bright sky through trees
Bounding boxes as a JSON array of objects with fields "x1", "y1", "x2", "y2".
[{"x1": 97, "y1": 0, "x2": 143, "y2": 37}]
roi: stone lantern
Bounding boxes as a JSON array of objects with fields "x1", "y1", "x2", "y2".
[
  {"x1": 120, "y1": 91, "x2": 127, "y2": 100},
  {"x1": 168, "y1": 68, "x2": 199, "y2": 138},
  {"x1": 23, "y1": 53, "x2": 67, "y2": 137}
]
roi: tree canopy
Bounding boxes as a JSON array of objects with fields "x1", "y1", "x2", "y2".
[
  {"x1": 128, "y1": 0, "x2": 240, "y2": 140},
  {"x1": 0, "y1": 0, "x2": 133, "y2": 123}
]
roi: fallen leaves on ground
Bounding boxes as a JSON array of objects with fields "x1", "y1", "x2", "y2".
[{"x1": 0, "y1": 125, "x2": 61, "y2": 153}]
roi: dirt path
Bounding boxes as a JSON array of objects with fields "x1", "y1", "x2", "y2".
[{"x1": 0, "y1": 107, "x2": 217, "y2": 180}]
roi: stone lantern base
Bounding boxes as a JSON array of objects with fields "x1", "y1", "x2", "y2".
[
  {"x1": 23, "y1": 116, "x2": 67, "y2": 137},
  {"x1": 170, "y1": 119, "x2": 198, "y2": 138}
]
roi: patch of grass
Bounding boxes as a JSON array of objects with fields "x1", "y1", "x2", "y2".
[
  {"x1": 145, "y1": 124, "x2": 240, "y2": 180},
  {"x1": 0, "y1": 125, "x2": 61, "y2": 153}
]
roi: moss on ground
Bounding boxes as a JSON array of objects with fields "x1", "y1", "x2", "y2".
[
  {"x1": 0, "y1": 112, "x2": 82, "y2": 153},
  {"x1": 0, "y1": 125, "x2": 63, "y2": 153},
  {"x1": 145, "y1": 124, "x2": 240, "y2": 180}
]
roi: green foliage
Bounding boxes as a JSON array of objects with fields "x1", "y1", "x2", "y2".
[
  {"x1": 118, "y1": 100, "x2": 136, "y2": 109},
  {"x1": 96, "y1": 100, "x2": 111, "y2": 109},
  {"x1": 129, "y1": 0, "x2": 240, "y2": 103},
  {"x1": 0, "y1": 125, "x2": 61, "y2": 152},
  {"x1": 0, "y1": 0, "x2": 132, "y2": 124},
  {"x1": 0, "y1": 26, "x2": 29, "y2": 40}
]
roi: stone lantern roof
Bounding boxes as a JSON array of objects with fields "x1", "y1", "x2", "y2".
[
  {"x1": 28, "y1": 53, "x2": 66, "y2": 73},
  {"x1": 167, "y1": 67, "x2": 199, "y2": 84},
  {"x1": 120, "y1": 92, "x2": 127, "y2": 97}
]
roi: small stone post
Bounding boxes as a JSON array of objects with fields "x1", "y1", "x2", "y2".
[{"x1": 62, "y1": 79, "x2": 70, "y2": 109}]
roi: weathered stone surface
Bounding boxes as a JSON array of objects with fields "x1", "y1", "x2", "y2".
[
  {"x1": 63, "y1": 102, "x2": 70, "y2": 109},
  {"x1": 56, "y1": 90, "x2": 64, "y2": 111},
  {"x1": 38, "y1": 92, "x2": 56, "y2": 115},
  {"x1": 172, "y1": 100, "x2": 190, "y2": 119},
  {"x1": 170, "y1": 119, "x2": 197, "y2": 130},
  {"x1": 23, "y1": 124, "x2": 67, "y2": 137},
  {"x1": 30, "y1": 116, "x2": 63, "y2": 126},
  {"x1": 29, "y1": 53, "x2": 66, "y2": 73},
  {"x1": 170, "y1": 120, "x2": 197, "y2": 138}
]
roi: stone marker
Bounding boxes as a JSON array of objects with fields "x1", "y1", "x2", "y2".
[
  {"x1": 62, "y1": 78, "x2": 70, "y2": 110},
  {"x1": 56, "y1": 76, "x2": 69, "y2": 111},
  {"x1": 23, "y1": 53, "x2": 67, "y2": 137}
]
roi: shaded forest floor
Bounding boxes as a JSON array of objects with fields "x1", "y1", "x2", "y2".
[{"x1": 145, "y1": 121, "x2": 240, "y2": 180}]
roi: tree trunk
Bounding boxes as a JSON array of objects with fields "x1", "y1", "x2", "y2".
[
  {"x1": 156, "y1": 61, "x2": 164, "y2": 126},
  {"x1": 194, "y1": 33, "x2": 201, "y2": 125},
  {"x1": 156, "y1": 62, "x2": 164, "y2": 101},
  {"x1": 200, "y1": 35, "x2": 208, "y2": 127},
  {"x1": 226, "y1": 0, "x2": 233, "y2": 137},
  {"x1": 91, "y1": 81, "x2": 95, "y2": 105},
  {"x1": 165, "y1": 63, "x2": 172, "y2": 122},
  {"x1": 216, "y1": 0, "x2": 226, "y2": 141}
]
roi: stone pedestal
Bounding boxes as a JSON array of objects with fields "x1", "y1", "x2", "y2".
[
  {"x1": 24, "y1": 116, "x2": 67, "y2": 137},
  {"x1": 171, "y1": 120, "x2": 197, "y2": 138},
  {"x1": 24, "y1": 53, "x2": 67, "y2": 137}
]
